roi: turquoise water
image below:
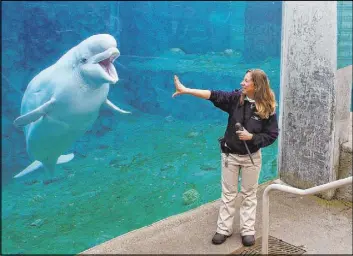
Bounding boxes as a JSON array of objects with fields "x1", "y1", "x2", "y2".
[
  {"x1": 2, "y1": 115, "x2": 278, "y2": 254},
  {"x1": 2, "y1": 1, "x2": 350, "y2": 254},
  {"x1": 337, "y1": 1, "x2": 353, "y2": 69},
  {"x1": 337, "y1": 1, "x2": 353, "y2": 110},
  {"x1": 2, "y1": 48, "x2": 280, "y2": 253}
]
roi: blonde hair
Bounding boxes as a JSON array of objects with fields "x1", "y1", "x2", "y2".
[{"x1": 240, "y1": 69, "x2": 276, "y2": 119}]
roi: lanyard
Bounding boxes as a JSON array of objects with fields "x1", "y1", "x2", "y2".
[
  {"x1": 241, "y1": 101, "x2": 247, "y2": 127},
  {"x1": 241, "y1": 100, "x2": 255, "y2": 128}
]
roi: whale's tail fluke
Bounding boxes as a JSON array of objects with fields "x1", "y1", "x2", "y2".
[
  {"x1": 14, "y1": 153, "x2": 75, "y2": 178},
  {"x1": 57, "y1": 153, "x2": 74, "y2": 164},
  {"x1": 14, "y1": 160, "x2": 43, "y2": 178}
]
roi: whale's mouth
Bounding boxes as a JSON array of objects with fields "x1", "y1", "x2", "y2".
[
  {"x1": 94, "y1": 48, "x2": 119, "y2": 82},
  {"x1": 99, "y1": 56, "x2": 115, "y2": 77}
]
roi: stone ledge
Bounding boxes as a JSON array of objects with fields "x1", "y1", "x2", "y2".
[{"x1": 80, "y1": 179, "x2": 352, "y2": 254}]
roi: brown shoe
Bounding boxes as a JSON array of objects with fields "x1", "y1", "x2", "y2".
[
  {"x1": 241, "y1": 235, "x2": 255, "y2": 246},
  {"x1": 212, "y1": 232, "x2": 232, "y2": 245}
]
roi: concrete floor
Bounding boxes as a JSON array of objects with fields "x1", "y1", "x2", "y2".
[{"x1": 81, "y1": 180, "x2": 352, "y2": 254}]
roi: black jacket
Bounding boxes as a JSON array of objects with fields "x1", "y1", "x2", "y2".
[{"x1": 209, "y1": 89, "x2": 279, "y2": 155}]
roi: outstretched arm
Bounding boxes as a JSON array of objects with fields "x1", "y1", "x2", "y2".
[{"x1": 172, "y1": 75, "x2": 211, "y2": 99}]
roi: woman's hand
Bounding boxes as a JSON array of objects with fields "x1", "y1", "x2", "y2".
[
  {"x1": 236, "y1": 128, "x2": 253, "y2": 141},
  {"x1": 172, "y1": 75, "x2": 189, "y2": 98}
]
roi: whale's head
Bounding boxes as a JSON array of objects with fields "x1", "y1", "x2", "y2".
[{"x1": 62, "y1": 34, "x2": 120, "y2": 86}]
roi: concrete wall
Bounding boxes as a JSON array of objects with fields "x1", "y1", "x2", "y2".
[
  {"x1": 278, "y1": 2, "x2": 351, "y2": 199},
  {"x1": 333, "y1": 66, "x2": 352, "y2": 201},
  {"x1": 335, "y1": 111, "x2": 352, "y2": 202},
  {"x1": 334, "y1": 66, "x2": 352, "y2": 145}
]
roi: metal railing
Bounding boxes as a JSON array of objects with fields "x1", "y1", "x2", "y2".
[{"x1": 261, "y1": 176, "x2": 353, "y2": 254}]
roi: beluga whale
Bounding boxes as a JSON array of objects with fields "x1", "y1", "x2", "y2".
[{"x1": 13, "y1": 34, "x2": 131, "y2": 181}]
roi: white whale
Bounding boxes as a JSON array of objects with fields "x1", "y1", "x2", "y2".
[{"x1": 13, "y1": 34, "x2": 130, "y2": 179}]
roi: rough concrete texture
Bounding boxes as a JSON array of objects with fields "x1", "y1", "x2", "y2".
[
  {"x1": 81, "y1": 181, "x2": 352, "y2": 254},
  {"x1": 335, "y1": 66, "x2": 352, "y2": 144},
  {"x1": 335, "y1": 112, "x2": 353, "y2": 201},
  {"x1": 278, "y1": 2, "x2": 348, "y2": 199},
  {"x1": 333, "y1": 66, "x2": 352, "y2": 201}
]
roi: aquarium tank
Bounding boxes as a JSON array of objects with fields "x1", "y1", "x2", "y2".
[{"x1": 1, "y1": 1, "x2": 351, "y2": 254}]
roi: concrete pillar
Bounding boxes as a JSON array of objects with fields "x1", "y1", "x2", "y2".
[{"x1": 278, "y1": 1, "x2": 350, "y2": 199}]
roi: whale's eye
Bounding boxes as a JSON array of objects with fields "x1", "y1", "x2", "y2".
[{"x1": 80, "y1": 58, "x2": 87, "y2": 64}]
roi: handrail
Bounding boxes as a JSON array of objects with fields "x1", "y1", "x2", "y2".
[{"x1": 261, "y1": 176, "x2": 352, "y2": 254}]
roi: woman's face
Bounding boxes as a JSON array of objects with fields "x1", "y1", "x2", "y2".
[{"x1": 240, "y1": 72, "x2": 255, "y2": 97}]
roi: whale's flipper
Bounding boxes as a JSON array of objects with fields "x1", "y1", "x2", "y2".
[
  {"x1": 13, "y1": 153, "x2": 74, "y2": 178},
  {"x1": 105, "y1": 99, "x2": 131, "y2": 114},
  {"x1": 13, "y1": 98, "x2": 56, "y2": 127}
]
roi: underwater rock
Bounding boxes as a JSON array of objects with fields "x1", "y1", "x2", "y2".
[
  {"x1": 186, "y1": 131, "x2": 199, "y2": 138},
  {"x1": 109, "y1": 158, "x2": 120, "y2": 168},
  {"x1": 170, "y1": 48, "x2": 186, "y2": 55},
  {"x1": 160, "y1": 48, "x2": 186, "y2": 58},
  {"x1": 30, "y1": 194, "x2": 45, "y2": 203},
  {"x1": 43, "y1": 176, "x2": 64, "y2": 185},
  {"x1": 30, "y1": 219, "x2": 44, "y2": 227},
  {"x1": 223, "y1": 49, "x2": 243, "y2": 60},
  {"x1": 224, "y1": 49, "x2": 234, "y2": 56},
  {"x1": 109, "y1": 154, "x2": 137, "y2": 171},
  {"x1": 24, "y1": 179, "x2": 39, "y2": 186},
  {"x1": 182, "y1": 189, "x2": 200, "y2": 205},
  {"x1": 160, "y1": 164, "x2": 175, "y2": 172},
  {"x1": 165, "y1": 115, "x2": 175, "y2": 123}
]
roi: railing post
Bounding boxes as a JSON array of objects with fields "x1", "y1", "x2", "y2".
[{"x1": 261, "y1": 187, "x2": 270, "y2": 254}]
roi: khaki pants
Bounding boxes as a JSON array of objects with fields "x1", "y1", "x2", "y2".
[{"x1": 216, "y1": 150, "x2": 262, "y2": 236}]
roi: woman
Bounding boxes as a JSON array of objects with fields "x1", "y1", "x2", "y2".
[{"x1": 172, "y1": 69, "x2": 279, "y2": 246}]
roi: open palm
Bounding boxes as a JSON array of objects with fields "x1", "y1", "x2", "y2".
[{"x1": 172, "y1": 75, "x2": 187, "y2": 98}]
